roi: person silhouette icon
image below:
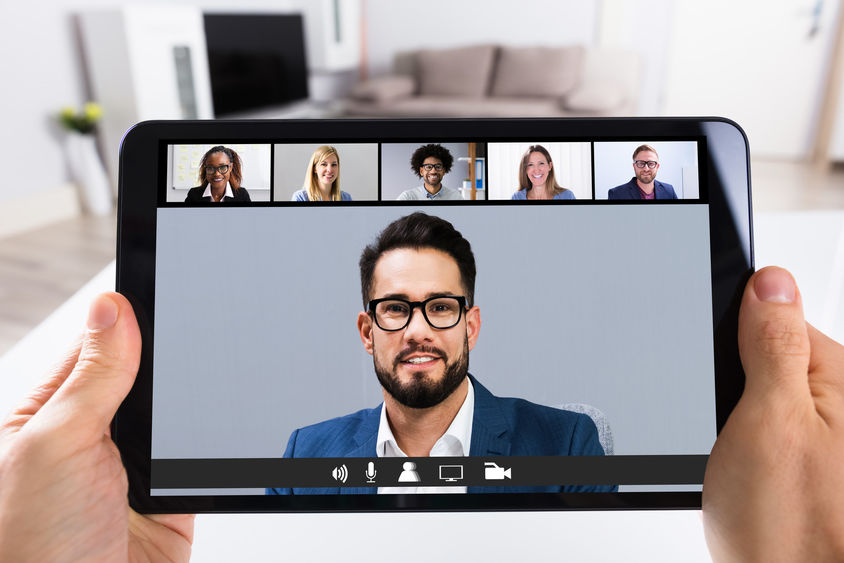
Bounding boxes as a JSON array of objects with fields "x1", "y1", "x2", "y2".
[{"x1": 398, "y1": 461, "x2": 421, "y2": 483}]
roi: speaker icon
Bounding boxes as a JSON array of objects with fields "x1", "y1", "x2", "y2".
[{"x1": 332, "y1": 464, "x2": 349, "y2": 483}]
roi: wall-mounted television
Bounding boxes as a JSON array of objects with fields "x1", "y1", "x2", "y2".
[{"x1": 204, "y1": 14, "x2": 309, "y2": 116}]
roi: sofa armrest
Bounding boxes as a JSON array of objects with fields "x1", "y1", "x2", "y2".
[{"x1": 350, "y1": 75, "x2": 416, "y2": 103}]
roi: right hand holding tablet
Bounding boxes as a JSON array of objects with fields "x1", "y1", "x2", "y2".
[{"x1": 703, "y1": 266, "x2": 844, "y2": 561}]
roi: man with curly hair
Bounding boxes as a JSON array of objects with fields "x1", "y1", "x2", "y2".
[{"x1": 397, "y1": 144, "x2": 464, "y2": 200}]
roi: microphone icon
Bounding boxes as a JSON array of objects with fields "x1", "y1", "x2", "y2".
[{"x1": 365, "y1": 461, "x2": 377, "y2": 483}]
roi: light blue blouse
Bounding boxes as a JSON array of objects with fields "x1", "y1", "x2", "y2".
[
  {"x1": 291, "y1": 189, "x2": 353, "y2": 201},
  {"x1": 511, "y1": 189, "x2": 575, "y2": 200}
]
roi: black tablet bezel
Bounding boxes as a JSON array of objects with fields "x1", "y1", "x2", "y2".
[{"x1": 115, "y1": 117, "x2": 752, "y2": 513}]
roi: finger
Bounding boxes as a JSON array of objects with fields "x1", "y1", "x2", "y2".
[
  {"x1": 0, "y1": 335, "x2": 84, "y2": 437},
  {"x1": 805, "y1": 323, "x2": 844, "y2": 411},
  {"x1": 807, "y1": 323, "x2": 844, "y2": 373},
  {"x1": 737, "y1": 266, "x2": 811, "y2": 403},
  {"x1": 29, "y1": 292, "x2": 142, "y2": 443}
]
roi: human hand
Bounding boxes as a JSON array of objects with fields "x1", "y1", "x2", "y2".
[
  {"x1": 0, "y1": 292, "x2": 194, "y2": 562},
  {"x1": 703, "y1": 267, "x2": 844, "y2": 561}
]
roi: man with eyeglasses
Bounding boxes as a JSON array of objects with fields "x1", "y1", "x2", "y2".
[
  {"x1": 608, "y1": 144, "x2": 678, "y2": 200},
  {"x1": 267, "y1": 212, "x2": 612, "y2": 495},
  {"x1": 397, "y1": 144, "x2": 464, "y2": 200}
]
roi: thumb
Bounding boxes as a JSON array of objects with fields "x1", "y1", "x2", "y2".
[
  {"x1": 737, "y1": 266, "x2": 811, "y2": 403},
  {"x1": 33, "y1": 292, "x2": 142, "y2": 442}
]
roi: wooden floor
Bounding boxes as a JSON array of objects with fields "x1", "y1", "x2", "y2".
[
  {"x1": 0, "y1": 159, "x2": 842, "y2": 357},
  {"x1": 0, "y1": 213, "x2": 116, "y2": 355}
]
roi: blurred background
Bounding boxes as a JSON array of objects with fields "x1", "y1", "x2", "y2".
[{"x1": 2, "y1": 0, "x2": 844, "y2": 354}]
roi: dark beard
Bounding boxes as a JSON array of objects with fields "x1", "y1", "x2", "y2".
[{"x1": 374, "y1": 340, "x2": 469, "y2": 409}]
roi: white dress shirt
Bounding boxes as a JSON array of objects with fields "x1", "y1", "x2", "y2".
[
  {"x1": 202, "y1": 182, "x2": 233, "y2": 201},
  {"x1": 376, "y1": 378, "x2": 475, "y2": 494}
]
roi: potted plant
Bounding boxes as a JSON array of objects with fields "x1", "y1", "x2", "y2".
[{"x1": 58, "y1": 102, "x2": 112, "y2": 215}]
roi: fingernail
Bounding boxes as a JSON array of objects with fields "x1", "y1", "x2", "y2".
[
  {"x1": 87, "y1": 295, "x2": 119, "y2": 330},
  {"x1": 754, "y1": 268, "x2": 796, "y2": 303}
]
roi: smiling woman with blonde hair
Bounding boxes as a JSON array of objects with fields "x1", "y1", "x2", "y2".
[{"x1": 291, "y1": 145, "x2": 353, "y2": 201}]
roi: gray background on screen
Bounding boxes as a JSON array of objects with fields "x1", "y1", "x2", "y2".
[
  {"x1": 152, "y1": 204, "x2": 716, "y2": 463},
  {"x1": 380, "y1": 143, "x2": 472, "y2": 200},
  {"x1": 593, "y1": 141, "x2": 699, "y2": 199},
  {"x1": 273, "y1": 143, "x2": 379, "y2": 201}
]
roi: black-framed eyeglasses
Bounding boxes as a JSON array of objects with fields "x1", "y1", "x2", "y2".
[
  {"x1": 421, "y1": 163, "x2": 444, "y2": 171},
  {"x1": 368, "y1": 296, "x2": 467, "y2": 331},
  {"x1": 634, "y1": 160, "x2": 658, "y2": 169},
  {"x1": 205, "y1": 164, "x2": 230, "y2": 174}
]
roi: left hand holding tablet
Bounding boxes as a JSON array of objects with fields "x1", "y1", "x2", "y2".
[{"x1": 0, "y1": 292, "x2": 194, "y2": 562}]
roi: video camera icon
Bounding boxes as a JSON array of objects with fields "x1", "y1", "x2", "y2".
[{"x1": 484, "y1": 462, "x2": 512, "y2": 480}]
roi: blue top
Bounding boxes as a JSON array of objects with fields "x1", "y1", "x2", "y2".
[
  {"x1": 607, "y1": 178, "x2": 677, "y2": 200},
  {"x1": 266, "y1": 374, "x2": 616, "y2": 495},
  {"x1": 291, "y1": 189, "x2": 353, "y2": 201},
  {"x1": 511, "y1": 189, "x2": 575, "y2": 200}
]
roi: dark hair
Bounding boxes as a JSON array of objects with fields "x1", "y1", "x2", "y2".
[
  {"x1": 410, "y1": 144, "x2": 454, "y2": 178},
  {"x1": 197, "y1": 145, "x2": 243, "y2": 191},
  {"x1": 359, "y1": 212, "x2": 476, "y2": 307}
]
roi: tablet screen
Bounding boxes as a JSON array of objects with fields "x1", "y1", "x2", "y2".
[{"x1": 116, "y1": 119, "x2": 751, "y2": 511}]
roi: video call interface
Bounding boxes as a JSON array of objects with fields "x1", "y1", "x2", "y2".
[{"x1": 152, "y1": 138, "x2": 715, "y2": 496}]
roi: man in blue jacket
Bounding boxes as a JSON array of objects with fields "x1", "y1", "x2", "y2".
[
  {"x1": 608, "y1": 144, "x2": 678, "y2": 200},
  {"x1": 268, "y1": 212, "x2": 613, "y2": 495}
]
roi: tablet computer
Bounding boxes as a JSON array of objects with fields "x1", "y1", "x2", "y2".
[{"x1": 115, "y1": 117, "x2": 752, "y2": 513}]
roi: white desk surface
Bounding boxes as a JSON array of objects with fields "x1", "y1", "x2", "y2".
[{"x1": 1, "y1": 211, "x2": 842, "y2": 562}]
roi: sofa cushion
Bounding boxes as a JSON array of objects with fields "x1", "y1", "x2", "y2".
[
  {"x1": 351, "y1": 75, "x2": 416, "y2": 103},
  {"x1": 416, "y1": 45, "x2": 496, "y2": 98},
  {"x1": 490, "y1": 46, "x2": 583, "y2": 98},
  {"x1": 563, "y1": 85, "x2": 626, "y2": 113}
]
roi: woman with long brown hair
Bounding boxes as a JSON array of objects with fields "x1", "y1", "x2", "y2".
[{"x1": 511, "y1": 145, "x2": 574, "y2": 200}]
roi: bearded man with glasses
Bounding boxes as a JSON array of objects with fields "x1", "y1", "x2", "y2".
[
  {"x1": 608, "y1": 144, "x2": 678, "y2": 200},
  {"x1": 267, "y1": 212, "x2": 613, "y2": 495}
]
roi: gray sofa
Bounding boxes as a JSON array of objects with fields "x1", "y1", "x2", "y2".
[{"x1": 343, "y1": 44, "x2": 640, "y2": 118}]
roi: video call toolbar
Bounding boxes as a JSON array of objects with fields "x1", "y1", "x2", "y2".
[{"x1": 151, "y1": 455, "x2": 708, "y2": 490}]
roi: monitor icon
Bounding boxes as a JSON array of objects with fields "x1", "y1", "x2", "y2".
[{"x1": 438, "y1": 464, "x2": 464, "y2": 482}]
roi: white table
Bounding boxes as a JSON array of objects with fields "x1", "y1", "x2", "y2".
[{"x1": 2, "y1": 211, "x2": 842, "y2": 562}]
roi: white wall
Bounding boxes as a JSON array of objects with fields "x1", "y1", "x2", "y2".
[
  {"x1": 596, "y1": 0, "x2": 675, "y2": 115},
  {"x1": 363, "y1": 0, "x2": 600, "y2": 75},
  {"x1": 0, "y1": 0, "x2": 296, "y2": 209},
  {"x1": 662, "y1": 0, "x2": 842, "y2": 159}
]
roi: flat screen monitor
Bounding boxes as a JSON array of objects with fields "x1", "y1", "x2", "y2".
[{"x1": 203, "y1": 14, "x2": 309, "y2": 116}]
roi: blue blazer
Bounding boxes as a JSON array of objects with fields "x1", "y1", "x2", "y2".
[
  {"x1": 607, "y1": 178, "x2": 677, "y2": 200},
  {"x1": 267, "y1": 376, "x2": 615, "y2": 494}
]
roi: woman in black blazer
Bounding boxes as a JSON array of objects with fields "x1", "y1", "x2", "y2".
[{"x1": 184, "y1": 146, "x2": 251, "y2": 202}]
